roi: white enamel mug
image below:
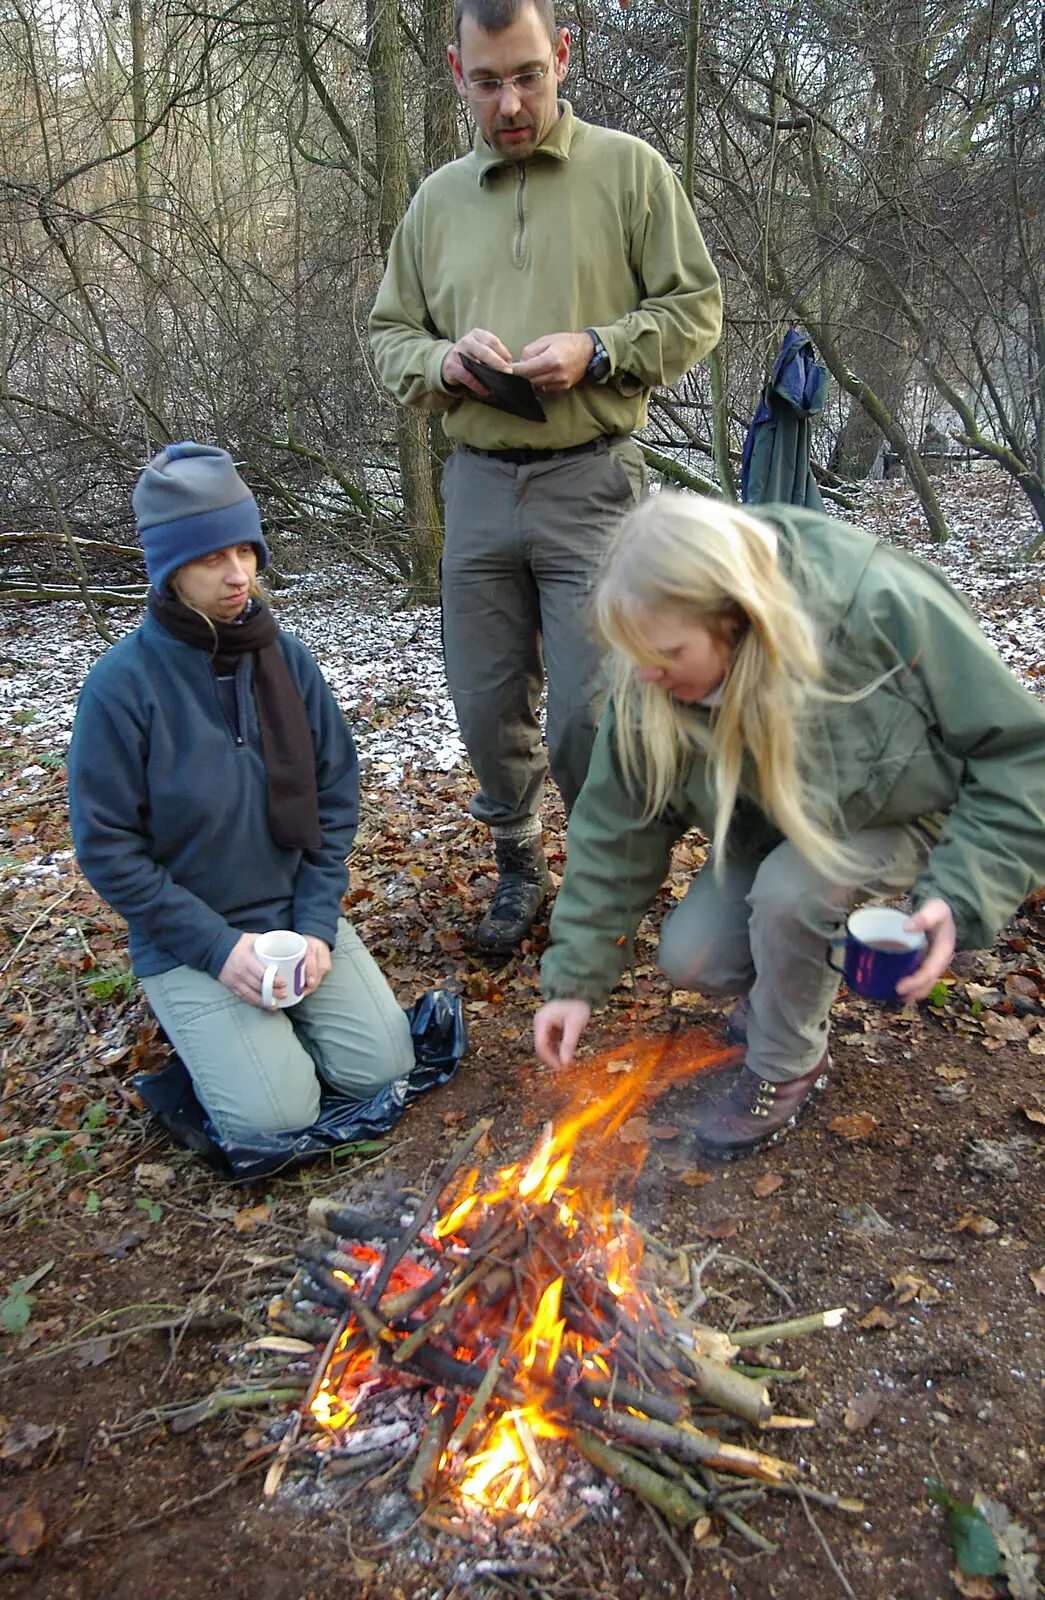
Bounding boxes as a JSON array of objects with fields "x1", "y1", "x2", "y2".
[{"x1": 253, "y1": 930, "x2": 308, "y2": 1009}]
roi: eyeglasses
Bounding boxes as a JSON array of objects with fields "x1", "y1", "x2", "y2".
[{"x1": 465, "y1": 61, "x2": 552, "y2": 100}]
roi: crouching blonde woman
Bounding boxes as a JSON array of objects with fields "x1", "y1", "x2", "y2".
[{"x1": 534, "y1": 492, "x2": 1045, "y2": 1156}]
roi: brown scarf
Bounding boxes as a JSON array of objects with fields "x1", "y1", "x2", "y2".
[{"x1": 149, "y1": 589, "x2": 322, "y2": 851}]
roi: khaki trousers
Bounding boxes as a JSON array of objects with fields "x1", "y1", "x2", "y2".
[
  {"x1": 440, "y1": 438, "x2": 645, "y2": 830},
  {"x1": 142, "y1": 919, "x2": 414, "y2": 1144},
  {"x1": 657, "y1": 826, "x2": 933, "y2": 1081}
]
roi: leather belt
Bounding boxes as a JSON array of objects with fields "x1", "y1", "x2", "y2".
[{"x1": 459, "y1": 437, "x2": 609, "y2": 466}]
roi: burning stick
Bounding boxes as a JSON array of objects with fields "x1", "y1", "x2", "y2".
[
  {"x1": 366, "y1": 1118, "x2": 493, "y2": 1309},
  {"x1": 570, "y1": 1399, "x2": 799, "y2": 1485},
  {"x1": 306, "y1": 1199, "x2": 405, "y2": 1241},
  {"x1": 446, "y1": 1335, "x2": 511, "y2": 1455},
  {"x1": 407, "y1": 1396, "x2": 456, "y2": 1501}
]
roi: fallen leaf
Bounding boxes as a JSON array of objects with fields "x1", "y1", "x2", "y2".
[
  {"x1": 441, "y1": 1111, "x2": 466, "y2": 1126},
  {"x1": 1030, "y1": 1266, "x2": 1045, "y2": 1295},
  {"x1": 858, "y1": 1306, "x2": 897, "y2": 1331},
  {"x1": 890, "y1": 1271, "x2": 942, "y2": 1306},
  {"x1": 3, "y1": 1502, "x2": 45, "y2": 1556},
  {"x1": 698, "y1": 1216, "x2": 741, "y2": 1239},
  {"x1": 973, "y1": 1493, "x2": 1041, "y2": 1599},
  {"x1": 617, "y1": 1117, "x2": 650, "y2": 1144},
  {"x1": 951, "y1": 1572, "x2": 997, "y2": 1599},
  {"x1": 74, "y1": 1336, "x2": 116, "y2": 1369},
  {"x1": 1003, "y1": 973, "x2": 1040, "y2": 999},
  {"x1": 678, "y1": 1169, "x2": 714, "y2": 1187},
  {"x1": 1026, "y1": 1034, "x2": 1045, "y2": 1056},
  {"x1": 752, "y1": 1173, "x2": 784, "y2": 1198},
  {"x1": 134, "y1": 1162, "x2": 175, "y2": 1188},
  {"x1": 980, "y1": 1012, "x2": 1028, "y2": 1043},
  {"x1": 1018, "y1": 1103, "x2": 1045, "y2": 1126},
  {"x1": 965, "y1": 983, "x2": 1002, "y2": 1007},
  {"x1": 953, "y1": 1216, "x2": 999, "y2": 1237},
  {"x1": 843, "y1": 1390, "x2": 883, "y2": 1431},
  {"x1": 647, "y1": 1123, "x2": 679, "y2": 1140},
  {"x1": 98, "y1": 1230, "x2": 146, "y2": 1260},
  {"x1": 232, "y1": 1203, "x2": 272, "y2": 1234},
  {"x1": 827, "y1": 1113, "x2": 879, "y2": 1140},
  {"x1": 934, "y1": 1064, "x2": 967, "y2": 1082},
  {"x1": 0, "y1": 1419, "x2": 57, "y2": 1461}
]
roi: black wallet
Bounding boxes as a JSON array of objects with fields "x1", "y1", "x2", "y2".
[{"x1": 458, "y1": 354, "x2": 547, "y2": 423}]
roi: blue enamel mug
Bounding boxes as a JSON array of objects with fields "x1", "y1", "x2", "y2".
[{"x1": 827, "y1": 905, "x2": 926, "y2": 1002}]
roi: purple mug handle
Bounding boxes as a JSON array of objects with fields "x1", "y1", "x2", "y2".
[{"x1": 826, "y1": 933, "x2": 846, "y2": 975}]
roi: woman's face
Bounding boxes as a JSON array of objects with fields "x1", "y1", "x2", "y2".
[
  {"x1": 634, "y1": 607, "x2": 738, "y2": 703},
  {"x1": 171, "y1": 543, "x2": 258, "y2": 621}
]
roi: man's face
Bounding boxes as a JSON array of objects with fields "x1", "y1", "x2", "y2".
[{"x1": 449, "y1": 3, "x2": 570, "y2": 160}]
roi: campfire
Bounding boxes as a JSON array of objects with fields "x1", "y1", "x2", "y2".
[{"x1": 262, "y1": 1031, "x2": 859, "y2": 1550}]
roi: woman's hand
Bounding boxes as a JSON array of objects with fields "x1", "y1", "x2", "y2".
[
  {"x1": 218, "y1": 932, "x2": 274, "y2": 1008},
  {"x1": 895, "y1": 898, "x2": 957, "y2": 1001},
  {"x1": 534, "y1": 999, "x2": 592, "y2": 1069},
  {"x1": 302, "y1": 935, "x2": 332, "y2": 995}
]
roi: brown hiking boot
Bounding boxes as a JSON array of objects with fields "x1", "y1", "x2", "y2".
[
  {"x1": 474, "y1": 836, "x2": 551, "y2": 954},
  {"x1": 690, "y1": 1053, "x2": 829, "y2": 1157}
]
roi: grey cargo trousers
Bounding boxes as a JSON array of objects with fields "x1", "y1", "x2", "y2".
[
  {"x1": 657, "y1": 825, "x2": 933, "y2": 1082},
  {"x1": 440, "y1": 438, "x2": 645, "y2": 830}
]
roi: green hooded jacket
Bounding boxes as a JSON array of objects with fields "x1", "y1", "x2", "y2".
[{"x1": 541, "y1": 507, "x2": 1045, "y2": 1005}]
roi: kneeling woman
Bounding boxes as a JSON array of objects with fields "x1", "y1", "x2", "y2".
[
  {"x1": 535, "y1": 493, "x2": 1045, "y2": 1155},
  {"x1": 69, "y1": 442, "x2": 414, "y2": 1146}
]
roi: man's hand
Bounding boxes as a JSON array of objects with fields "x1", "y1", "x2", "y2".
[
  {"x1": 894, "y1": 898, "x2": 957, "y2": 1001},
  {"x1": 442, "y1": 328, "x2": 514, "y2": 395},
  {"x1": 218, "y1": 932, "x2": 276, "y2": 1009},
  {"x1": 513, "y1": 331, "x2": 595, "y2": 392},
  {"x1": 534, "y1": 999, "x2": 592, "y2": 1068},
  {"x1": 302, "y1": 935, "x2": 332, "y2": 996}
]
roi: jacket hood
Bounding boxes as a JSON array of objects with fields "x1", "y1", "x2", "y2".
[{"x1": 759, "y1": 505, "x2": 880, "y2": 642}]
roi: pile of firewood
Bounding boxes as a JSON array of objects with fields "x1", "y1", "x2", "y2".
[{"x1": 255, "y1": 1115, "x2": 861, "y2": 1546}]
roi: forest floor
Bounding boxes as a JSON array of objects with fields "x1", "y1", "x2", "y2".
[{"x1": 0, "y1": 466, "x2": 1042, "y2": 1600}]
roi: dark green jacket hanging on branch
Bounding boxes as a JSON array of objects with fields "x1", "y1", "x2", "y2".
[{"x1": 741, "y1": 328, "x2": 828, "y2": 510}]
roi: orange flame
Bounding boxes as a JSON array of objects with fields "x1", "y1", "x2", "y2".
[{"x1": 304, "y1": 1027, "x2": 736, "y2": 1516}]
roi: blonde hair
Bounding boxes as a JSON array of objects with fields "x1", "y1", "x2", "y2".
[{"x1": 594, "y1": 493, "x2": 856, "y2": 879}]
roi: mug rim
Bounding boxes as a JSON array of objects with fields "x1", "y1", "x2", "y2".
[
  {"x1": 253, "y1": 930, "x2": 308, "y2": 960},
  {"x1": 847, "y1": 905, "x2": 926, "y2": 953}
]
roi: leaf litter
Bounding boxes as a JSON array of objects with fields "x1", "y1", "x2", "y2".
[{"x1": 1, "y1": 466, "x2": 1045, "y2": 1597}]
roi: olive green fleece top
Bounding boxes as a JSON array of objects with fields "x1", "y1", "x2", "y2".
[
  {"x1": 541, "y1": 508, "x2": 1045, "y2": 1006},
  {"x1": 368, "y1": 103, "x2": 723, "y2": 451}
]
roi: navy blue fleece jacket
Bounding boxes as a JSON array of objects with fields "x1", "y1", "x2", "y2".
[{"x1": 67, "y1": 614, "x2": 358, "y2": 978}]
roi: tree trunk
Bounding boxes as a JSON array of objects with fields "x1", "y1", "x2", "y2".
[
  {"x1": 367, "y1": 0, "x2": 441, "y2": 599},
  {"x1": 129, "y1": 0, "x2": 163, "y2": 415},
  {"x1": 681, "y1": 0, "x2": 734, "y2": 498},
  {"x1": 829, "y1": 0, "x2": 926, "y2": 479},
  {"x1": 423, "y1": 0, "x2": 459, "y2": 176}
]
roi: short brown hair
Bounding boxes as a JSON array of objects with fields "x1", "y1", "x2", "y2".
[{"x1": 453, "y1": 0, "x2": 557, "y2": 46}]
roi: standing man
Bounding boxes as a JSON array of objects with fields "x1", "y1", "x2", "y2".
[{"x1": 370, "y1": 0, "x2": 722, "y2": 954}]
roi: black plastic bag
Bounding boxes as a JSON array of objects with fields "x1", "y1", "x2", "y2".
[{"x1": 131, "y1": 988, "x2": 468, "y2": 1183}]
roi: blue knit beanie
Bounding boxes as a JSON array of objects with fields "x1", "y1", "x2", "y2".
[{"x1": 133, "y1": 441, "x2": 270, "y2": 592}]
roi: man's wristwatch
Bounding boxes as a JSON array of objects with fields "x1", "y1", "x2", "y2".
[{"x1": 584, "y1": 329, "x2": 611, "y2": 382}]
